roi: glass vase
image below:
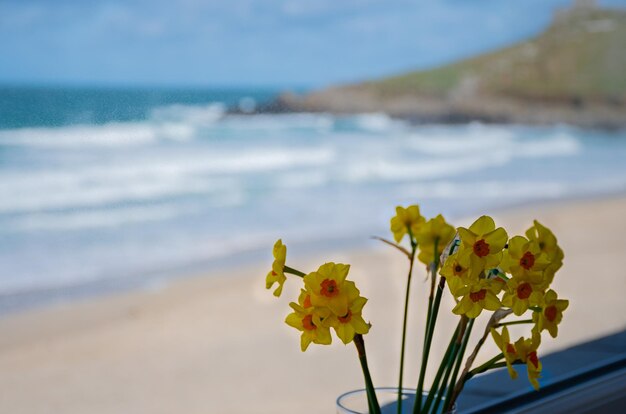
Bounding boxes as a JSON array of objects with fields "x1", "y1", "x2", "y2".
[{"x1": 336, "y1": 387, "x2": 456, "y2": 414}]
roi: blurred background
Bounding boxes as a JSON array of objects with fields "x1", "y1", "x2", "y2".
[
  {"x1": 0, "y1": 1, "x2": 625, "y2": 413},
  {"x1": 1, "y1": 0, "x2": 625, "y2": 313}
]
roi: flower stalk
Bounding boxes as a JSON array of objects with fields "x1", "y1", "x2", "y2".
[
  {"x1": 397, "y1": 230, "x2": 418, "y2": 413},
  {"x1": 354, "y1": 334, "x2": 381, "y2": 414}
]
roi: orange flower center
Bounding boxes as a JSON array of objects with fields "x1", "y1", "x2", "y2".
[
  {"x1": 506, "y1": 343, "x2": 516, "y2": 355},
  {"x1": 544, "y1": 305, "x2": 557, "y2": 322},
  {"x1": 469, "y1": 289, "x2": 487, "y2": 302},
  {"x1": 271, "y1": 270, "x2": 277, "y2": 275},
  {"x1": 320, "y1": 279, "x2": 339, "y2": 297},
  {"x1": 473, "y1": 239, "x2": 490, "y2": 257},
  {"x1": 453, "y1": 263, "x2": 465, "y2": 276},
  {"x1": 303, "y1": 295, "x2": 312, "y2": 309},
  {"x1": 302, "y1": 314, "x2": 316, "y2": 331},
  {"x1": 528, "y1": 351, "x2": 539, "y2": 369},
  {"x1": 519, "y1": 251, "x2": 535, "y2": 270},
  {"x1": 338, "y1": 310, "x2": 353, "y2": 324},
  {"x1": 517, "y1": 283, "x2": 532, "y2": 300}
]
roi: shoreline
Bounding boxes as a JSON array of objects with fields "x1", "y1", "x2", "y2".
[
  {"x1": 3, "y1": 189, "x2": 625, "y2": 318},
  {"x1": 0, "y1": 194, "x2": 625, "y2": 413}
]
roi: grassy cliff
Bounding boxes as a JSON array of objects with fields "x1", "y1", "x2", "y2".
[
  {"x1": 275, "y1": 6, "x2": 626, "y2": 128},
  {"x1": 367, "y1": 7, "x2": 626, "y2": 103}
]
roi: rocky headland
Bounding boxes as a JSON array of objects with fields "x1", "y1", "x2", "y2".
[{"x1": 254, "y1": 3, "x2": 626, "y2": 129}]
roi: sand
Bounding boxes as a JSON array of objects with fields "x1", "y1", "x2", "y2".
[{"x1": 0, "y1": 195, "x2": 624, "y2": 414}]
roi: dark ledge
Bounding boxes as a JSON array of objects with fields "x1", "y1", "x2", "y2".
[{"x1": 457, "y1": 329, "x2": 626, "y2": 413}]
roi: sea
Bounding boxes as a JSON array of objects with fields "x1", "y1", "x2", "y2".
[{"x1": 1, "y1": 86, "x2": 626, "y2": 314}]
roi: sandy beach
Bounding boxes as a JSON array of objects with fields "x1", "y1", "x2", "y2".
[{"x1": 0, "y1": 195, "x2": 625, "y2": 414}]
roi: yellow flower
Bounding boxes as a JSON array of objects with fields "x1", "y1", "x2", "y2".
[
  {"x1": 525, "y1": 220, "x2": 563, "y2": 265},
  {"x1": 452, "y1": 278, "x2": 501, "y2": 318},
  {"x1": 533, "y1": 289, "x2": 569, "y2": 338},
  {"x1": 285, "y1": 302, "x2": 332, "y2": 352},
  {"x1": 491, "y1": 326, "x2": 519, "y2": 380},
  {"x1": 501, "y1": 236, "x2": 550, "y2": 283},
  {"x1": 304, "y1": 262, "x2": 354, "y2": 317},
  {"x1": 265, "y1": 239, "x2": 287, "y2": 297},
  {"x1": 514, "y1": 332, "x2": 542, "y2": 390},
  {"x1": 441, "y1": 248, "x2": 472, "y2": 297},
  {"x1": 390, "y1": 205, "x2": 425, "y2": 243},
  {"x1": 416, "y1": 214, "x2": 456, "y2": 266},
  {"x1": 525, "y1": 220, "x2": 564, "y2": 288},
  {"x1": 327, "y1": 294, "x2": 371, "y2": 344},
  {"x1": 502, "y1": 277, "x2": 544, "y2": 316},
  {"x1": 458, "y1": 216, "x2": 508, "y2": 276}
]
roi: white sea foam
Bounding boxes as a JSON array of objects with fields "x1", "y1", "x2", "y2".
[
  {"x1": 341, "y1": 153, "x2": 510, "y2": 183},
  {"x1": 352, "y1": 112, "x2": 399, "y2": 132},
  {"x1": 9, "y1": 203, "x2": 202, "y2": 232},
  {"x1": 0, "y1": 121, "x2": 201, "y2": 148},
  {"x1": 399, "y1": 180, "x2": 570, "y2": 200},
  {"x1": 223, "y1": 113, "x2": 335, "y2": 132},
  {"x1": 149, "y1": 103, "x2": 225, "y2": 124},
  {"x1": 0, "y1": 103, "x2": 227, "y2": 149},
  {"x1": 0, "y1": 147, "x2": 334, "y2": 213}
]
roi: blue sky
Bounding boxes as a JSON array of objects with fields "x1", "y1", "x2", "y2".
[{"x1": 1, "y1": 0, "x2": 625, "y2": 88}]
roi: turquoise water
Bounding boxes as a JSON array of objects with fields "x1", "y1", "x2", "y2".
[{"x1": 1, "y1": 86, "x2": 626, "y2": 313}]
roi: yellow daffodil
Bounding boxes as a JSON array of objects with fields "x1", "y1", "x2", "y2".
[
  {"x1": 285, "y1": 302, "x2": 332, "y2": 352},
  {"x1": 416, "y1": 214, "x2": 456, "y2": 266},
  {"x1": 525, "y1": 220, "x2": 563, "y2": 265},
  {"x1": 491, "y1": 326, "x2": 519, "y2": 380},
  {"x1": 327, "y1": 295, "x2": 371, "y2": 344},
  {"x1": 266, "y1": 239, "x2": 287, "y2": 297},
  {"x1": 441, "y1": 248, "x2": 472, "y2": 297},
  {"x1": 533, "y1": 289, "x2": 569, "y2": 338},
  {"x1": 514, "y1": 332, "x2": 542, "y2": 390},
  {"x1": 526, "y1": 220, "x2": 564, "y2": 287},
  {"x1": 458, "y1": 216, "x2": 508, "y2": 276},
  {"x1": 502, "y1": 278, "x2": 545, "y2": 316},
  {"x1": 297, "y1": 288, "x2": 313, "y2": 309},
  {"x1": 390, "y1": 205, "x2": 425, "y2": 243},
  {"x1": 501, "y1": 236, "x2": 550, "y2": 283},
  {"x1": 452, "y1": 278, "x2": 501, "y2": 318},
  {"x1": 304, "y1": 262, "x2": 355, "y2": 317}
]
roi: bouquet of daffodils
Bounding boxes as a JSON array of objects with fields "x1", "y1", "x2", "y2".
[{"x1": 265, "y1": 205, "x2": 568, "y2": 413}]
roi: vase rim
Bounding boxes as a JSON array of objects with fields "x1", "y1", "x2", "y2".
[{"x1": 336, "y1": 387, "x2": 456, "y2": 414}]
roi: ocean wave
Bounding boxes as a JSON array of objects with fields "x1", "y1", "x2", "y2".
[
  {"x1": 149, "y1": 103, "x2": 225, "y2": 124},
  {"x1": 340, "y1": 153, "x2": 510, "y2": 183},
  {"x1": 223, "y1": 113, "x2": 335, "y2": 132},
  {"x1": 0, "y1": 147, "x2": 334, "y2": 213},
  {"x1": 0, "y1": 103, "x2": 227, "y2": 149},
  {"x1": 7, "y1": 203, "x2": 203, "y2": 232},
  {"x1": 351, "y1": 112, "x2": 400, "y2": 132},
  {"x1": 399, "y1": 180, "x2": 571, "y2": 200},
  {"x1": 0, "y1": 121, "x2": 194, "y2": 148},
  {"x1": 407, "y1": 126, "x2": 581, "y2": 158}
]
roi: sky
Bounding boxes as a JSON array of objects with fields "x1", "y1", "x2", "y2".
[{"x1": 1, "y1": 0, "x2": 625, "y2": 88}]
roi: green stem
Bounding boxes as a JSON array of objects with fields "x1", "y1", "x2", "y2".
[
  {"x1": 415, "y1": 275, "x2": 446, "y2": 413},
  {"x1": 443, "y1": 318, "x2": 474, "y2": 412},
  {"x1": 354, "y1": 334, "x2": 381, "y2": 414},
  {"x1": 496, "y1": 319, "x2": 533, "y2": 327},
  {"x1": 465, "y1": 359, "x2": 524, "y2": 382},
  {"x1": 422, "y1": 239, "x2": 439, "y2": 350},
  {"x1": 418, "y1": 322, "x2": 461, "y2": 414},
  {"x1": 430, "y1": 319, "x2": 468, "y2": 414},
  {"x1": 466, "y1": 353, "x2": 504, "y2": 379},
  {"x1": 398, "y1": 235, "x2": 417, "y2": 414},
  {"x1": 283, "y1": 266, "x2": 305, "y2": 277}
]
